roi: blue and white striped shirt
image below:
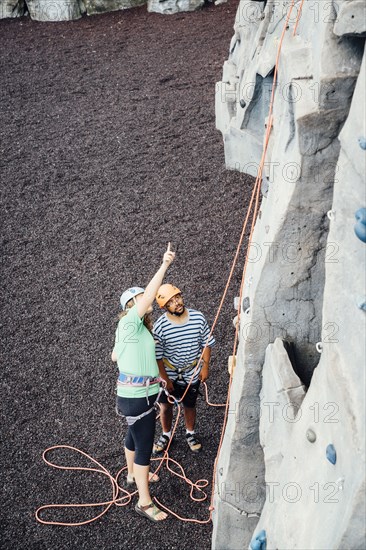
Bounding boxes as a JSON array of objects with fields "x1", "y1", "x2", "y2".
[{"x1": 153, "y1": 309, "x2": 215, "y2": 384}]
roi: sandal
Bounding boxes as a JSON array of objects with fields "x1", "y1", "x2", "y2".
[
  {"x1": 186, "y1": 433, "x2": 202, "y2": 453},
  {"x1": 153, "y1": 434, "x2": 171, "y2": 455},
  {"x1": 135, "y1": 501, "x2": 168, "y2": 523},
  {"x1": 126, "y1": 472, "x2": 160, "y2": 485}
]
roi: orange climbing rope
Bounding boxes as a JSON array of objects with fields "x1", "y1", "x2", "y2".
[
  {"x1": 293, "y1": 0, "x2": 305, "y2": 36},
  {"x1": 208, "y1": 0, "x2": 297, "y2": 519},
  {"x1": 36, "y1": 0, "x2": 297, "y2": 527},
  {"x1": 35, "y1": 445, "x2": 130, "y2": 526}
]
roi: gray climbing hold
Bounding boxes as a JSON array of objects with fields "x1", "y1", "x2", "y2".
[
  {"x1": 354, "y1": 208, "x2": 366, "y2": 243},
  {"x1": 261, "y1": 175, "x2": 269, "y2": 197},
  {"x1": 240, "y1": 99, "x2": 246, "y2": 108},
  {"x1": 358, "y1": 137, "x2": 366, "y2": 150},
  {"x1": 250, "y1": 530, "x2": 267, "y2": 550},
  {"x1": 336, "y1": 477, "x2": 345, "y2": 490},
  {"x1": 306, "y1": 429, "x2": 316, "y2": 443},
  {"x1": 242, "y1": 296, "x2": 250, "y2": 312},
  {"x1": 326, "y1": 444, "x2": 337, "y2": 465}
]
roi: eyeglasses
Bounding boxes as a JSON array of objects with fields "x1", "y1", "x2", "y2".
[{"x1": 166, "y1": 294, "x2": 182, "y2": 306}]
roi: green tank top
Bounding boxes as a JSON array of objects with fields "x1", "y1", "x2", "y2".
[{"x1": 113, "y1": 305, "x2": 159, "y2": 398}]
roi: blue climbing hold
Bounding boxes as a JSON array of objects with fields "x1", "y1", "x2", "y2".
[
  {"x1": 250, "y1": 530, "x2": 267, "y2": 550},
  {"x1": 358, "y1": 137, "x2": 366, "y2": 150},
  {"x1": 354, "y1": 208, "x2": 366, "y2": 243},
  {"x1": 355, "y1": 208, "x2": 366, "y2": 224},
  {"x1": 326, "y1": 444, "x2": 337, "y2": 465}
]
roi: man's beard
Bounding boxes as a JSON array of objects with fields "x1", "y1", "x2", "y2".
[{"x1": 170, "y1": 305, "x2": 185, "y2": 316}]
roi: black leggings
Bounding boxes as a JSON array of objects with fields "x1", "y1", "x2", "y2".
[{"x1": 116, "y1": 393, "x2": 157, "y2": 466}]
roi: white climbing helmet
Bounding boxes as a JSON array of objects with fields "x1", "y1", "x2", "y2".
[{"x1": 120, "y1": 287, "x2": 145, "y2": 311}]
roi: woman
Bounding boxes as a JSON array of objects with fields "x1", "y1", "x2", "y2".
[{"x1": 111, "y1": 244, "x2": 175, "y2": 522}]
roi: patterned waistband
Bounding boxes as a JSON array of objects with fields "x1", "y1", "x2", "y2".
[{"x1": 117, "y1": 373, "x2": 161, "y2": 387}]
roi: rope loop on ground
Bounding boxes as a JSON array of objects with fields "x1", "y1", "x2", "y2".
[{"x1": 35, "y1": 445, "x2": 128, "y2": 526}]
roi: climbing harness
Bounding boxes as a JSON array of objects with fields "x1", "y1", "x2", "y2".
[
  {"x1": 162, "y1": 357, "x2": 199, "y2": 381},
  {"x1": 117, "y1": 372, "x2": 162, "y2": 387},
  {"x1": 124, "y1": 406, "x2": 155, "y2": 426},
  {"x1": 117, "y1": 372, "x2": 166, "y2": 422}
]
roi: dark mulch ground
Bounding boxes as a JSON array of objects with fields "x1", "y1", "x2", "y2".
[{"x1": 0, "y1": 3, "x2": 254, "y2": 548}]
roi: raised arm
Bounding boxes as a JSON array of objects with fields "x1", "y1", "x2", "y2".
[{"x1": 136, "y1": 243, "x2": 175, "y2": 318}]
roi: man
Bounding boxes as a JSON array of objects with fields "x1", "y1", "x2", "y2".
[{"x1": 152, "y1": 284, "x2": 215, "y2": 454}]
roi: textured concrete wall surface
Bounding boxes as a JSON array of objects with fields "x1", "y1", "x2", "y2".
[
  {"x1": 0, "y1": 0, "x2": 147, "y2": 20},
  {"x1": 0, "y1": 0, "x2": 26, "y2": 18},
  {"x1": 0, "y1": 0, "x2": 84, "y2": 20},
  {"x1": 147, "y1": 0, "x2": 204, "y2": 15},
  {"x1": 83, "y1": 0, "x2": 146, "y2": 15},
  {"x1": 0, "y1": 0, "x2": 212, "y2": 19},
  {"x1": 213, "y1": 1, "x2": 365, "y2": 549}
]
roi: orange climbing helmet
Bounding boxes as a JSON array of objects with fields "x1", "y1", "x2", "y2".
[{"x1": 156, "y1": 284, "x2": 181, "y2": 308}]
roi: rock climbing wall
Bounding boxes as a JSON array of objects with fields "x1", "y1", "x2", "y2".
[
  {"x1": 147, "y1": 0, "x2": 203, "y2": 15},
  {"x1": 83, "y1": 0, "x2": 146, "y2": 16},
  {"x1": 0, "y1": 0, "x2": 84, "y2": 19},
  {"x1": 0, "y1": 0, "x2": 207, "y2": 19},
  {"x1": 0, "y1": 0, "x2": 146, "y2": 20},
  {"x1": 1, "y1": 0, "x2": 27, "y2": 18},
  {"x1": 213, "y1": 1, "x2": 366, "y2": 549},
  {"x1": 25, "y1": 0, "x2": 84, "y2": 20}
]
